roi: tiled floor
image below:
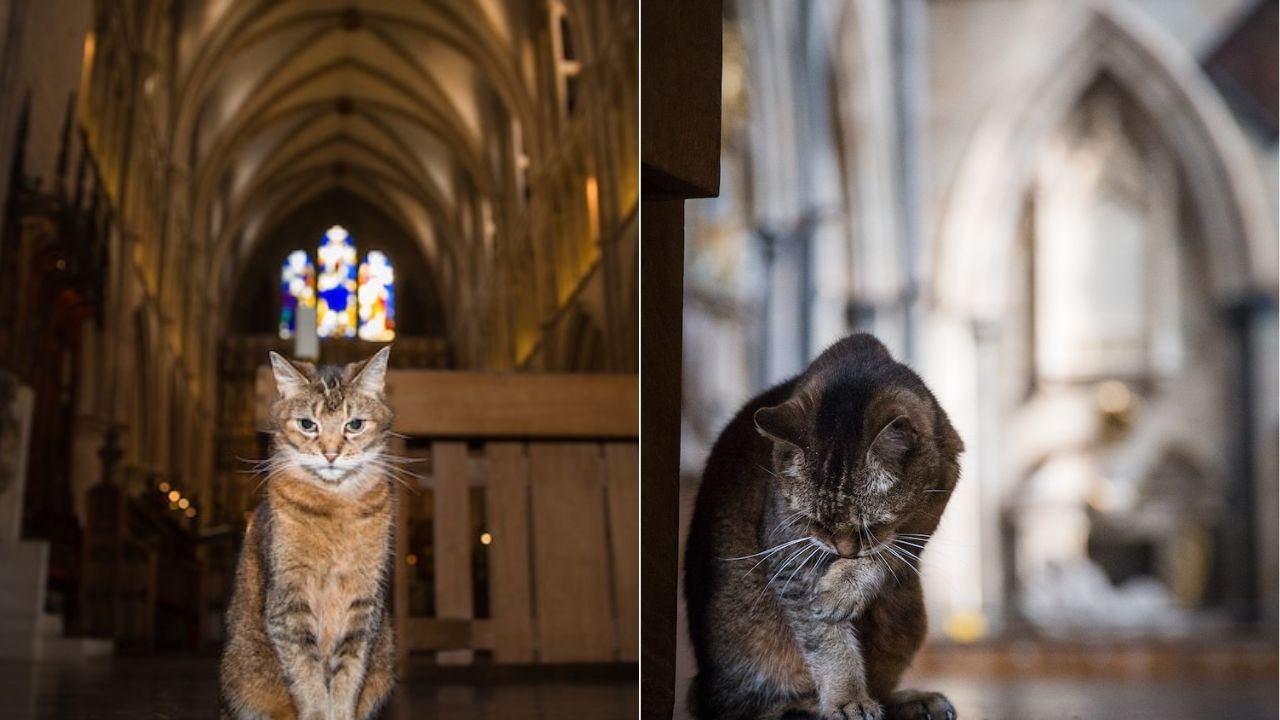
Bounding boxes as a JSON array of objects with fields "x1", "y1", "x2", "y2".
[{"x1": 0, "y1": 656, "x2": 638, "y2": 719}]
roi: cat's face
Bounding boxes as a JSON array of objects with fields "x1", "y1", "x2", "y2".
[
  {"x1": 756, "y1": 380, "x2": 952, "y2": 558},
  {"x1": 268, "y1": 347, "x2": 393, "y2": 492}
]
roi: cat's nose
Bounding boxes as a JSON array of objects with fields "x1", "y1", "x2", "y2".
[
  {"x1": 834, "y1": 532, "x2": 858, "y2": 557},
  {"x1": 324, "y1": 451, "x2": 339, "y2": 463}
]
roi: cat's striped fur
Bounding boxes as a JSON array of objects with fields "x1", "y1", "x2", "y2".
[{"x1": 220, "y1": 348, "x2": 396, "y2": 720}]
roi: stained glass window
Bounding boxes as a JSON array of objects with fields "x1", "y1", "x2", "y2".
[
  {"x1": 316, "y1": 225, "x2": 358, "y2": 338},
  {"x1": 358, "y1": 250, "x2": 396, "y2": 341},
  {"x1": 279, "y1": 249, "x2": 315, "y2": 339}
]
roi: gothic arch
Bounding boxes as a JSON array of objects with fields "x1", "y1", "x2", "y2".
[{"x1": 934, "y1": 2, "x2": 1274, "y2": 323}]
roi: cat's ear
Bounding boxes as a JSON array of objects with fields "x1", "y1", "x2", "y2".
[
  {"x1": 269, "y1": 352, "x2": 312, "y2": 398},
  {"x1": 868, "y1": 414, "x2": 917, "y2": 465},
  {"x1": 348, "y1": 346, "x2": 391, "y2": 395},
  {"x1": 754, "y1": 399, "x2": 809, "y2": 448}
]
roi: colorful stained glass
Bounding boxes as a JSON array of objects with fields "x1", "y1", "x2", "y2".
[
  {"x1": 358, "y1": 250, "x2": 396, "y2": 341},
  {"x1": 279, "y1": 249, "x2": 315, "y2": 339},
  {"x1": 316, "y1": 225, "x2": 357, "y2": 338}
]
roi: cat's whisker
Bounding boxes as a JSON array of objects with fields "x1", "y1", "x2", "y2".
[
  {"x1": 922, "y1": 489, "x2": 949, "y2": 494},
  {"x1": 890, "y1": 541, "x2": 924, "y2": 561},
  {"x1": 376, "y1": 454, "x2": 428, "y2": 465},
  {"x1": 779, "y1": 547, "x2": 817, "y2": 590},
  {"x1": 369, "y1": 459, "x2": 428, "y2": 482},
  {"x1": 749, "y1": 544, "x2": 814, "y2": 612},
  {"x1": 364, "y1": 461, "x2": 425, "y2": 493},
  {"x1": 754, "y1": 463, "x2": 785, "y2": 481},
  {"x1": 720, "y1": 535, "x2": 811, "y2": 562},
  {"x1": 885, "y1": 544, "x2": 922, "y2": 579},
  {"x1": 770, "y1": 511, "x2": 805, "y2": 539},
  {"x1": 872, "y1": 547, "x2": 900, "y2": 586},
  {"x1": 894, "y1": 538, "x2": 929, "y2": 550},
  {"x1": 781, "y1": 545, "x2": 822, "y2": 591}
]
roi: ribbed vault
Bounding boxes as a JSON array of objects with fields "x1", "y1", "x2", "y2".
[{"x1": 166, "y1": 0, "x2": 548, "y2": 351}]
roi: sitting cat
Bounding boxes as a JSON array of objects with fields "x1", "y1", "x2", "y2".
[
  {"x1": 220, "y1": 347, "x2": 396, "y2": 720},
  {"x1": 684, "y1": 334, "x2": 963, "y2": 720}
]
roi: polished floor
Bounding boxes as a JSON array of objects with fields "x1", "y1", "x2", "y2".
[
  {"x1": 0, "y1": 656, "x2": 638, "y2": 719},
  {"x1": 897, "y1": 671, "x2": 1277, "y2": 720},
  {"x1": 2, "y1": 655, "x2": 1275, "y2": 720}
]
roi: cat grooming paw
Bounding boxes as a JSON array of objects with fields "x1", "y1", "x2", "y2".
[
  {"x1": 884, "y1": 689, "x2": 955, "y2": 720},
  {"x1": 812, "y1": 558, "x2": 885, "y2": 623}
]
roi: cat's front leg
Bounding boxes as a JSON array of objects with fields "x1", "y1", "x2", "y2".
[
  {"x1": 792, "y1": 619, "x2": 880, "y2": 720},
  {"x1": 812, "y1": 557, "x2": 887, "y2": 623},
  {"x1": 263, "y1": 590, "x2": 329, "y2": 720}
]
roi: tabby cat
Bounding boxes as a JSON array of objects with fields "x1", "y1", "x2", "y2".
[
  {"x1": 684, "y1": 334, "x2": 964, "y2": 720},
  {"x1": 220, "y1": 347, "x2": 396, "y2": 720}
]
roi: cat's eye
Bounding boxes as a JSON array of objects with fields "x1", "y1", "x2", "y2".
[
  {"x1": 346, "y1": 419, "x2": 366, "y2": 433},
  {"x1": 297, "y1": 418, "x2": 317, "y2": 432}
]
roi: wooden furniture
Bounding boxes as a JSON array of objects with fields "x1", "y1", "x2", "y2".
[{"x1": 255, "y1": 369, "x2": 638, "y2": 666}]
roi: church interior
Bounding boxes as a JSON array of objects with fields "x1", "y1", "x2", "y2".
[
  {"x1": 0, "y1": 0, "x2": 637, "y2": 716},
  {"x1": 675, "y1": 0, "x2": 1277, "y2": 718}
]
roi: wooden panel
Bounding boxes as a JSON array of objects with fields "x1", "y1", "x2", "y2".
[
  {"x1": 431, "y1": 442, "x2": 473, "y2": 664},
  {"x1": 485, "y1": 442, "x2": 535, "y2": 663},
  {"x1": 604, "y1": 443, "x2": 639, "y2": 661},
  {"x1": 402, "y1": 618, "x2": 491, "y2": 651},
  {"x1": 530, "y1": 443, "x2": 614, "y2": 662},
  {"x1": 254, "y1": 369, "x2": 638, "y2": 437}
]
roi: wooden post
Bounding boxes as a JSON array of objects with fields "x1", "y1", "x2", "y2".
[
  {"x1": 486, "y1": 442, "x2": 535, "y2": 662},
  {"x1": 642, "y1": 0, "x2": 722, "y2": 710},
  {"x1": 605, "y1": 442, "x2": 639, "y2": 661},
  {"x1": 432, "y1": 441, "x2": 473, "y2": 664}
]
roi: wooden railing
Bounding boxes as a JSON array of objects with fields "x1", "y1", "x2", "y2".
[{"x1": 255, "y1": 369, "x2": 638, "y2": 666}]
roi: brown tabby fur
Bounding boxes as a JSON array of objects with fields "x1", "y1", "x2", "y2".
[
  {"x1": 220, "y1": 347, "x2": 396, "y2": 720},
  {"x1": 685, "y1": 334, "x2": 964, "y2": 720}
]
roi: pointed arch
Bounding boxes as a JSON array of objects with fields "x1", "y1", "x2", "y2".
[{"x1": 934, "y1": 3, "x2": 1273, "y2": 323}]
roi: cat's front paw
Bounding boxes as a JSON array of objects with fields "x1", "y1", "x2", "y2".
[
  {"x1": 885, "y1": 689, "x2": 955, "y2": 720},
  {"x1": 826, "y1": 698, "x2": 883, "y2": 720},
  {"x1": 812, "y1": 559, "x2": 879, "y2": 622}
]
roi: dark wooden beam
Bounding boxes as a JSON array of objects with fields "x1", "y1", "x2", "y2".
[{"x1": 641, "y1": 1, "x2": 722, "y2": 717}]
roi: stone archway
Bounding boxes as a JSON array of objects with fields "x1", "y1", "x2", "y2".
[{"x1": 926, "y1": 2, "x2": 1275, "y2": 629}]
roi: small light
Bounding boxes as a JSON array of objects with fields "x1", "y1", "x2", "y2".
[
  {"x1": 406, "y1": 553, "x2": 418, "y2": 566},
  {"x1": 55, "y1": 259, "x2": 66, "y2": 270},
  {"x1": 178, "y1": 498, "x2": 190, "y2": 509},
  {"x1": 159, "y1": 481, "x2": 170, "y2": 493},
  {"x1": 480, "y1": 532, "x2": 492, "y2": 546},
  {"x1": 184, "y1": 508, "x2": 196, "y2": 518},
  {"x1": 168, "y1": 490, "x2": 180, "y2": 502},
  {"x1": 944, "y1": 610, "x2": 988, "y2": 643},
  {"x1": 169, "y1": 502, "x2": 179, "y2": 510}
]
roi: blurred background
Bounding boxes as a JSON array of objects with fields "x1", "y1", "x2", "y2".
[
  {"x1": 679, "y1": 0, "x2": 1277, "y2": 717},
  {"x1": 0, "y1": 1, "x2": 637, "y2": 717}
]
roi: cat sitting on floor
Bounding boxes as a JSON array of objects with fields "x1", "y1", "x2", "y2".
[
  {"x1": 220, "y1": 347, "x2": 397, "y2": 720},
  {"x1": 684, "y1": 334, "x2": 963, "y2": 720}
]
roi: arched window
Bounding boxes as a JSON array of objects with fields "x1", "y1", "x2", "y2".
[
  {"x1": 279, "y1": 249, "x2": 315, "y2": 339},
  {"x1": 277, "y1": 225, "x2": 396, "y2": 341},
  {"x1": 358, "y1": 250, "x2": 396, "y2": 341},
  {"x1": 316, "y1": 225, "x2": 358, "y2": 338}
]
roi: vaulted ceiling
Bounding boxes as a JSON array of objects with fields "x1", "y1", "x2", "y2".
[{"x1": 163, "y1": 0, "x2": 549, "y2": 330}]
